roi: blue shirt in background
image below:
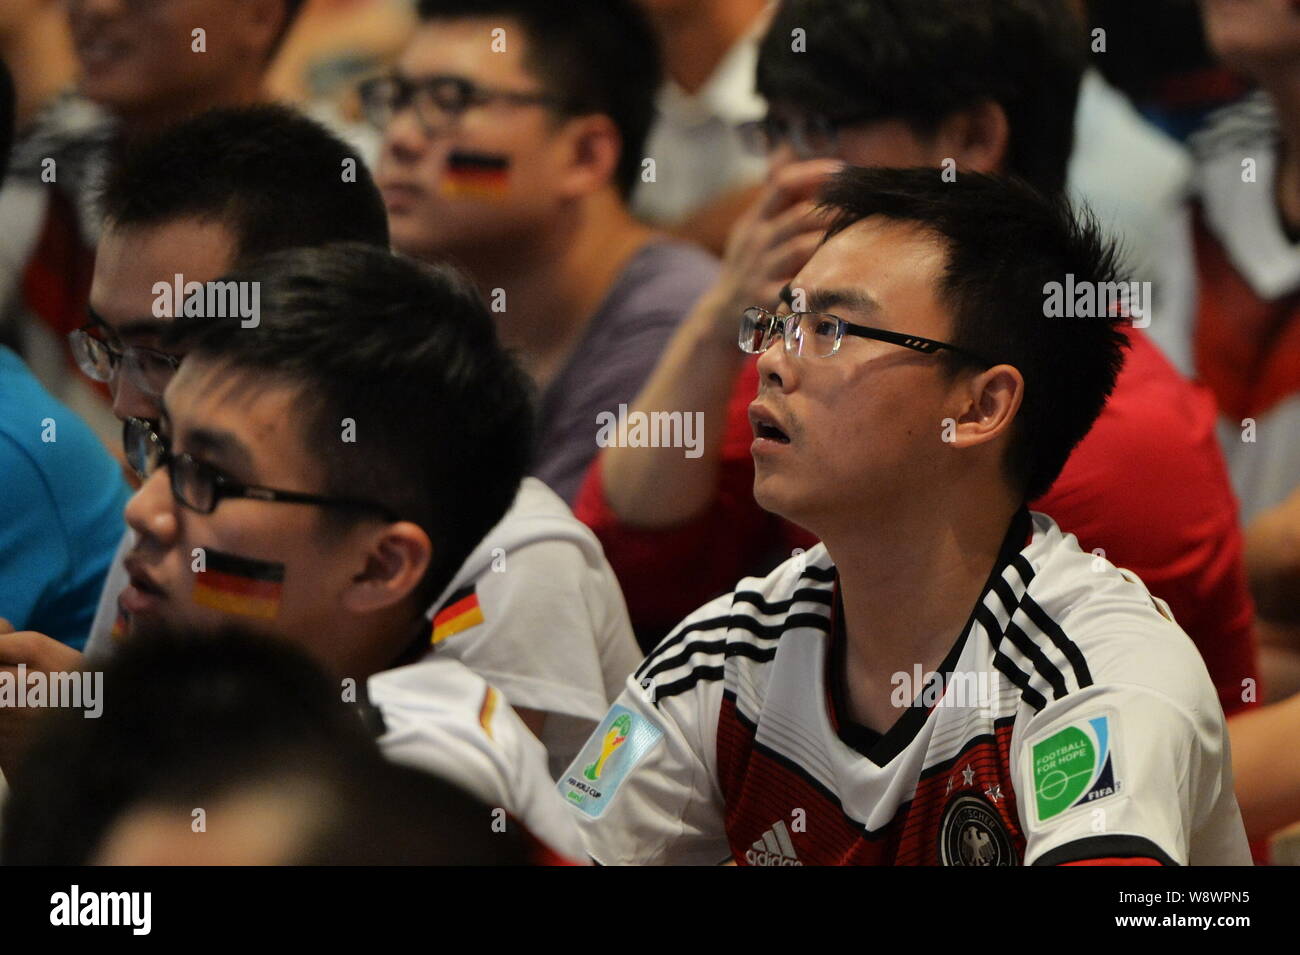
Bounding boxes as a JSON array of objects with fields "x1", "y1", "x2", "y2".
[{"x1": 0, "y1": 346, "x2": 129, "y2": 650}]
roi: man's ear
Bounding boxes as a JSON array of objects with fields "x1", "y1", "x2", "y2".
[
  {"x1": 342, "y1": 522, "x2": 433, "y2": 615},
  {"x1": 555, "y1": 113, "x2": 623, "y2": 200},
  {"x1": 949, "y1": 364, "x2": 1023, "y2": 450},
  {"x1": 932, "y1": 100, "x2": 1010, "y2": 176}
]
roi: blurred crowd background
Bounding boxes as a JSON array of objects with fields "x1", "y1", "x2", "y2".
[{"x1": 0, "y1": 0, "x2": 1253, "y2": 440}]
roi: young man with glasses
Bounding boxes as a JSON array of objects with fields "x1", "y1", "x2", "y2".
[
  {"x1": 364, "y1": 0, "x2": 719, "y2": 504},
  {"x1": 55, "y1": 244, "x2": 584, "y2": 858},
  {"x1": 51, "y1": 104, "x2": 389, "y2": 663},
  {"x1": 0, "y1": 102, "x2": 394, "y2": 769},
  {"x1": 575, "y1": 2, "x2": 1258, "y2": 785},
  {"x1": 6, "y1": 106, "x2": 642, "y2": 780},
  {"x1": 70, "y1": 105, "x2": 390, "y2": 431},
  {"x1": 560, "y1": 168, "x2": 1251, "y2": 867},
  {"x1": 2, "y1": 246, "x2": 585, "y2": 857}
]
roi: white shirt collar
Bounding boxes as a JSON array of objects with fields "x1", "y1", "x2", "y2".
[
  {"x1": 655, "y1": 6, "x2": 771, "y2": 129},
  {"x1": 1197, "y1": 136, "x2": 1300, "y2": 300}
]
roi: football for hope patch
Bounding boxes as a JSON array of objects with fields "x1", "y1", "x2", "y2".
[
  {"x1": 1030, "y1": 713, "x2": 1121, "y2": 825},
  {"x1": 558, "y1": 704, "x2": 663, "y2": 818}
]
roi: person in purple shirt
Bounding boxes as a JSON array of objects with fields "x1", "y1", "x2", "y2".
[{"x1": 366, "y1": 0, "x2": 719, "y2": 503}]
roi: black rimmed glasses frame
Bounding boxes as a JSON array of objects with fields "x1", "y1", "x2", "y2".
[
  {"x1": 739, "y1": 306, "x2": 996, "y2": 366},
  {"x1": 357, "y1": 73, "x2": 567, "y2": 134},
  {"x1": 736, "y1": 110, "x2": 881, "y2": 160},
  {"x1": 124, "y1": 417, "x2": 402, "y2": 522}
]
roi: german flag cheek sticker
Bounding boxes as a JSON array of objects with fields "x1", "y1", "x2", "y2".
[
  {"x1": 192, "y1": 549, "x2": 286, "y2": 620},
  {"x1": 439, "y1": 150, "x2": 510, "y2": 201}
]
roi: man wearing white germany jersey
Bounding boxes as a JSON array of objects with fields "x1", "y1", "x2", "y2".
[{"x1": 559, "y1": 168, "x2": 1251, "y2": 865}]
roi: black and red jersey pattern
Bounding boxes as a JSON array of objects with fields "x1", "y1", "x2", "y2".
[{"x1": 718, "y1": 694, "x2": 1026, "y2": 865}]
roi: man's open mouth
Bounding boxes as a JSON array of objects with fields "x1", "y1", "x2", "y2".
[
  {"x1": 755, "y1": 422, "x2": 790, "y2": 444},
  {"x1": 127, "y1": 573, "x2": 164, "y2": 597},
  {"x1": 124, "y1": 554, "x2": 166, "y2": 594}
]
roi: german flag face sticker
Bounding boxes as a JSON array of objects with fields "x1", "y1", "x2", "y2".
[
  {"x1": 439, "y1": 150, "x2": 510, "y2": 201},
  {"x1": 192, "y1": 550, "x2": 285, "y2": 620},
  {"x1": 430, "y1": 584, "x2": 485, "y2": 645}
]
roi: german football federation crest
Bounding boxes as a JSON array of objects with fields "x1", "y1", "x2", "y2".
[{"x1": 939, "y1": 794, "x2": 1016, "y2": 866}]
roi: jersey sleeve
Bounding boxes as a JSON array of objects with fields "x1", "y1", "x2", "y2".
[
  {"x1": 373, "y1": 674, "x2": 519, "y2": 809},
  {"x1": 483, "y1": 685, "x2": 590, "y2": 863},
  {"x1": 556, "y1": 598, "x2": 732, "y2": 865},
  {"x1": 1014, "y1": 682, "x2": 1247, "y2": 866},
  {"x1": 370, "y1": 662, "x2": 586, "y2": 860},
  {"x1": 436, "y1": 538, "x2": 619, "y2": 725}
]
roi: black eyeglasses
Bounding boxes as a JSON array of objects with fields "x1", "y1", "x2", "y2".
[
  {"x1": 69, "y1": 320, "x2": 181, "y2": 397},
  {"x1": 737, "y1": 111, "x2": 877, "y2": 160},
  {"x1": 124, "y1": 417, "x2": 401, "y2": 521},
  {"x1": 740, "y1": 306, "x2": 996, "y2": 366},
  {"x1": 358, "y1": 73, "x2": 564, "y2": 134}
]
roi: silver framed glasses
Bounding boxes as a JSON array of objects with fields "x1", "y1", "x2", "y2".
[
  {"x1": 739, "y1": 306, "x2": 995, "y2": 365},
  {"x1": 69, "y1": 320, "x2": 181, "y2": 397}
]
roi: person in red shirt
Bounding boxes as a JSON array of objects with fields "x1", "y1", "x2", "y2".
[{"x1": 1142, "y1": 0, "x2": 1300, "y2": 847}]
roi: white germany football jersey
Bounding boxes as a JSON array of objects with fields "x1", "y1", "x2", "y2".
[
  {"x1": 369, "y1": 656, "x2": 586, "y2": 861},
  {"x1": 558, "y1": 510, "x2": 1252, "y2": 866},
  {"x1": 416, "y1": 478, "x2": 642, "y2": 778}
]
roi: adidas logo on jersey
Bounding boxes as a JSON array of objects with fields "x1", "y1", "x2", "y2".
[{"x1": 745, "y1": 821, "x2": 803, "y2": 866}]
